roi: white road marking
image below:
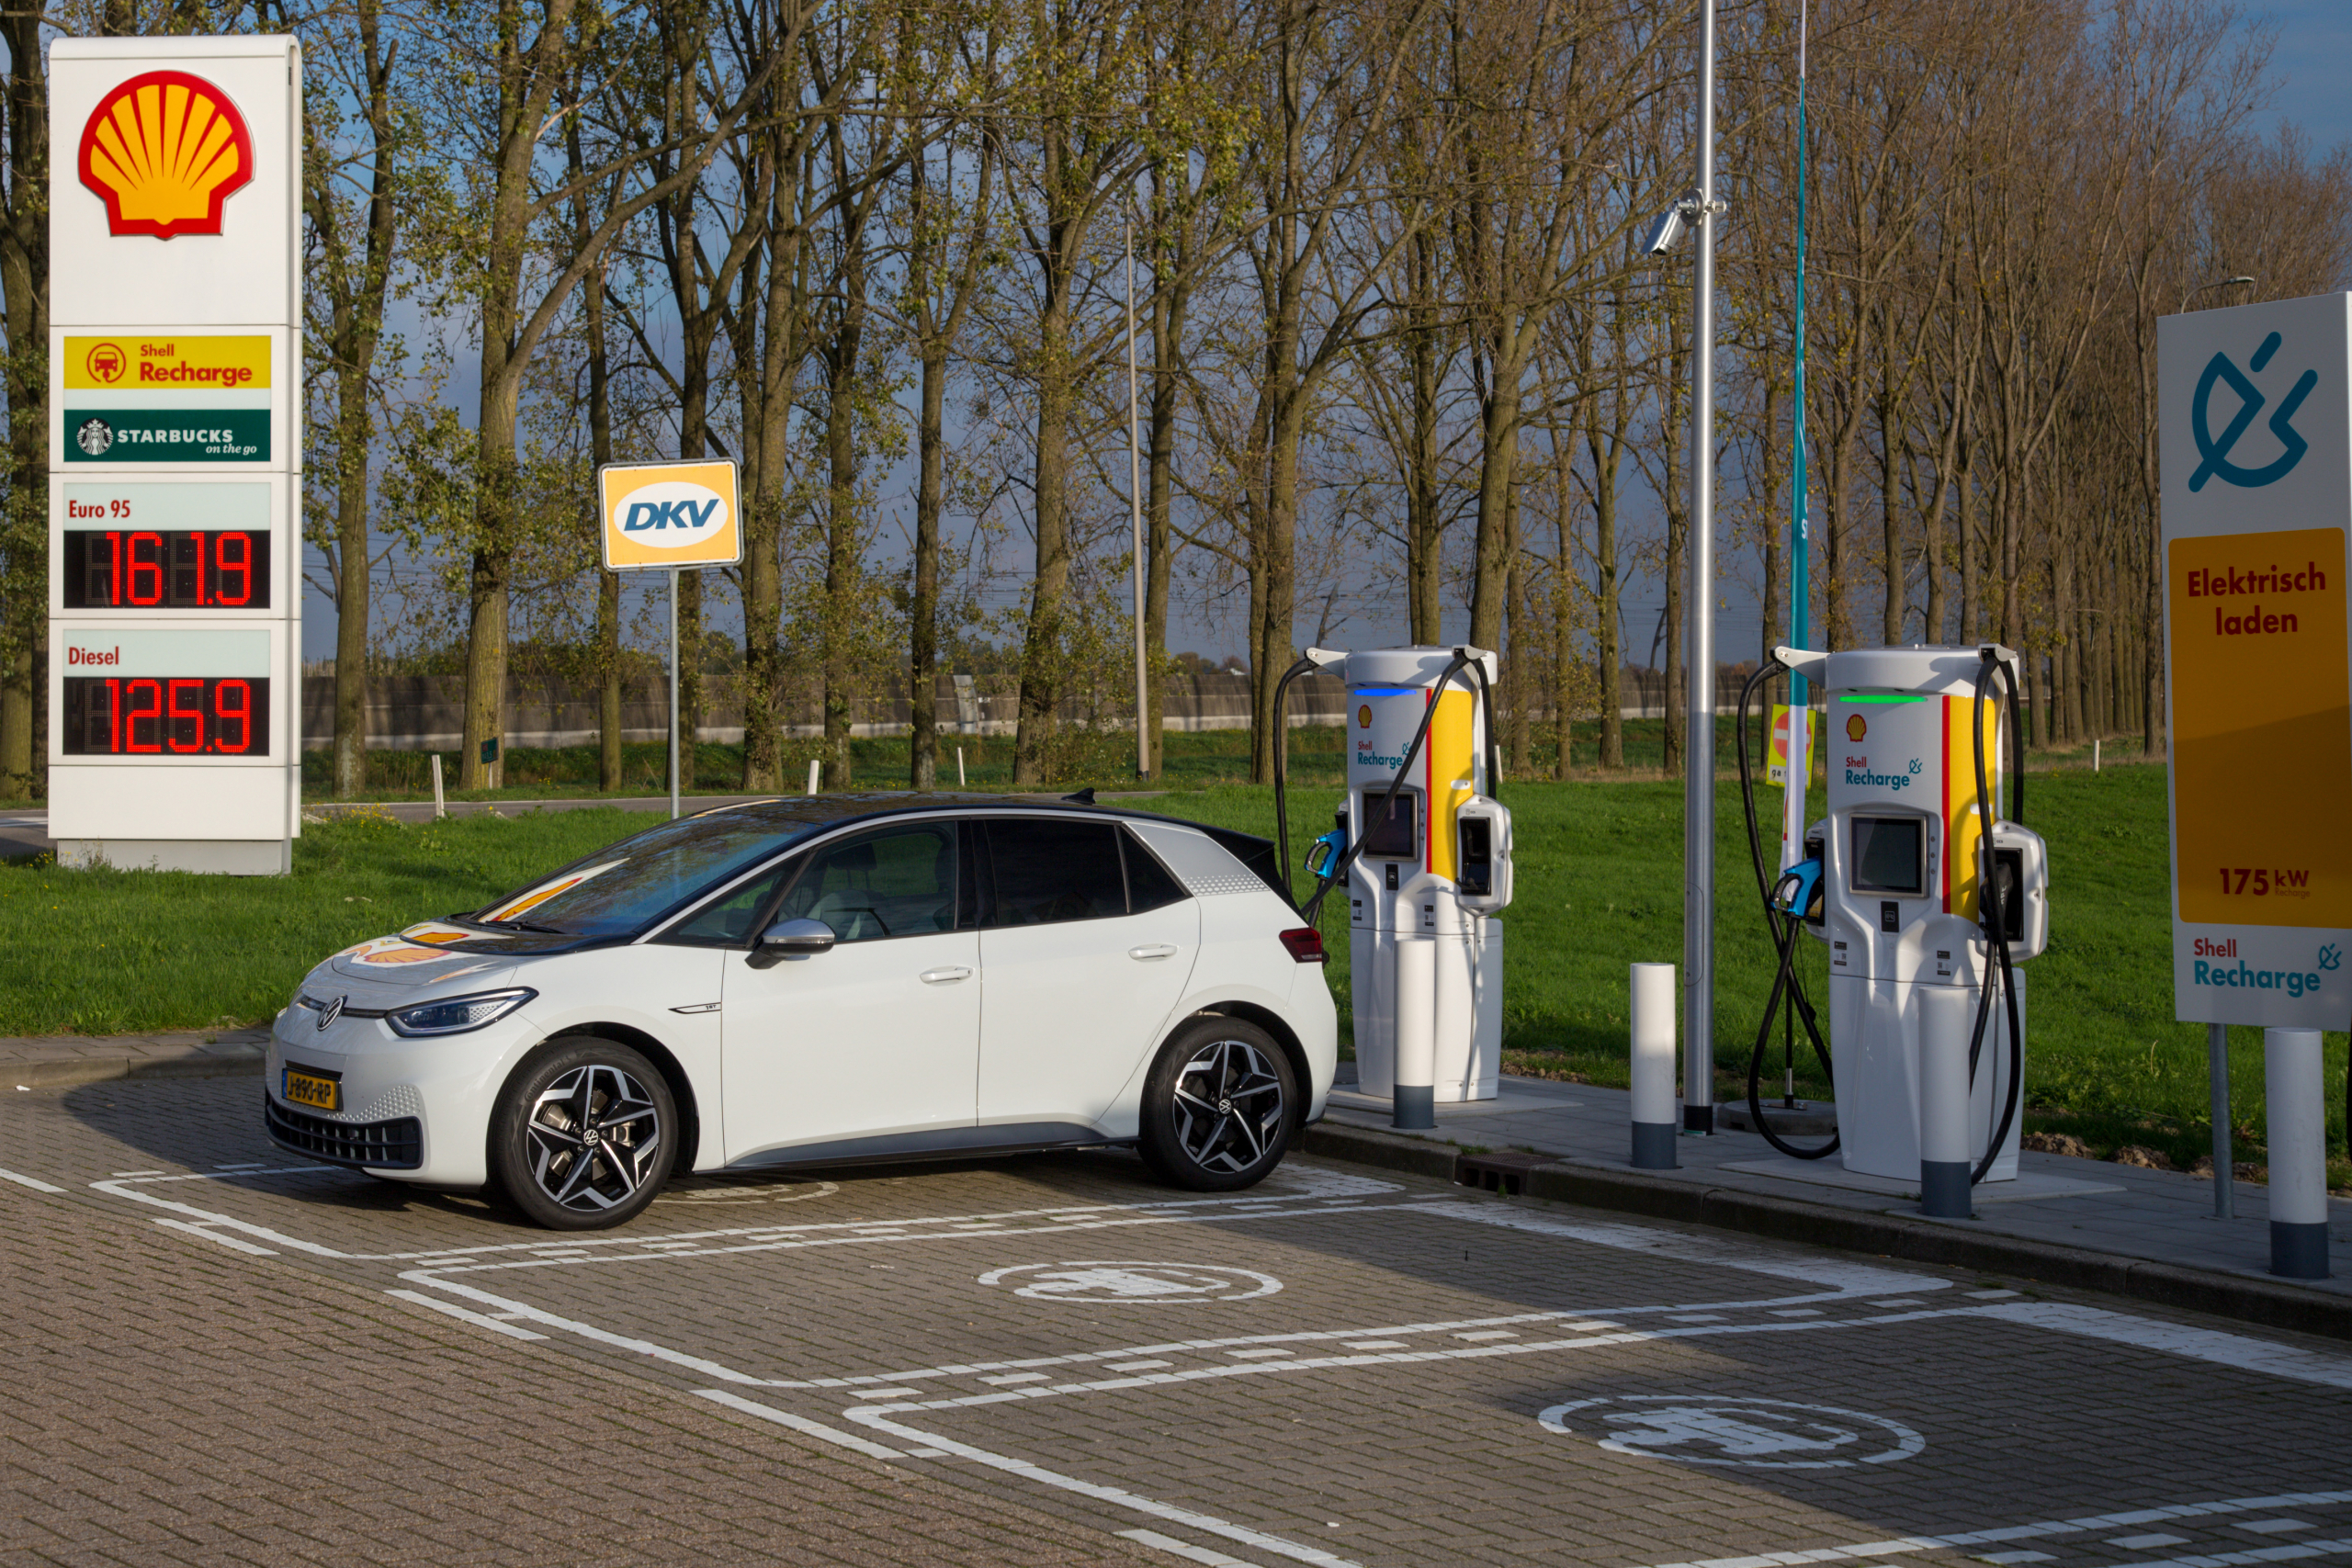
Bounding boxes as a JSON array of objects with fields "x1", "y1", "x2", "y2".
[
  {"x1": 1629, "y1": 1493, "x2": 2352, "y2": 1568},
  {"x1": 2245, "y1": 1523, "x2": 2318, "y2": 1535},
  {"x1": 2111, "y1": 1537, "x2": 2191, "y2": 1550},
  {"x1": 1426, "y1": 1201, "x2": 1947, "y2": 1296},
  {"x1": 1971, "y1": 1303, "x2": 2352, "y2": 1391},
  {"x1": 384, "y1": 1289, "x2": 549, "y2": 1341},
  {"x1": 1977, "y1": 1554, "x2": 2052, "y2": 1563},
  {"x1": 842, "y1": 1404, "x2": 1361, "y2": 1568},
  {"x1": 153, "y1": 1217, "x2": 275, "y2": 1255},
  {"x1": 1119, "y1": 1529, "x2": 1255, "y2": 1566},
  {"x1": 0, "y1": 1165, "x2": 66, "y2": 1194},
  {"x1": 692, "y1": 1389, "x2": 907, "y2": 1461},
  {"x1": 2115, "y1": 1540, "x2": 2352, "y2": 1568}
]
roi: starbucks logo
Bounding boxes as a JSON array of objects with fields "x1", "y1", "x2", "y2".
[{"x1": 74, "y1": 417, "x2": 114, "y2": 457}]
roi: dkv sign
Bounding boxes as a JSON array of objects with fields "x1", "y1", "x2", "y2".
[{"x1": 599, "y1": 459, "x2": 741, "y2": 570}]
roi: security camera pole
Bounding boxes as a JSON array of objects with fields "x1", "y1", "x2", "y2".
[{"x1": 1683, "y1": 0, "x2": 1722, "y2": 1133}]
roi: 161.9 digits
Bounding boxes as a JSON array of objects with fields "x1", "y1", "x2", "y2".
[
  {"x1": 63, "y1": 528, "x2": 268, "y2": 609},
  {"x1": 62, "y1": 676, "x2": 269, "y2": 755}
]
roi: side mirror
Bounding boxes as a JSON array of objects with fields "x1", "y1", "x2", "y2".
[{"x1": 747, "y1": 917, "x2": 836, "y2": 969}]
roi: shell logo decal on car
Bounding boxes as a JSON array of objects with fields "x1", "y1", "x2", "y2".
[
  {"x1": 483, "y1": 861, "x2": 625, "y2": 924},
  {"x1": 79, "y1": 70, "x2": 254, "y2": 240}
]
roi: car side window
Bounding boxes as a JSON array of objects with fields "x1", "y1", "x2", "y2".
[
  {"x1": 662, "y1": 861, "x2": 794, "y2": 947},
  {"x1": 773, "y1": 823, "x2": 958, "y2": 944},
  {"x1": 1121, "y1": 830, "x2": 1190, "y2": 913},
  {"x1": 985, "y1": 818, "x2": 1126, "y2": 927}
]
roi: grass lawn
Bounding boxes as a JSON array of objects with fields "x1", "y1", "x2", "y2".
[{"x1": 5, "y1": 761, "x2": 2340, "y2": 1181}]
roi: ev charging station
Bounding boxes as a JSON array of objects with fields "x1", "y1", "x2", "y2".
[
  {"x1": 1739, "y1": 644, "x2": 2049, "y2": 1198},
  {"x1": 1274, "y1": 646, "x2": 1514, "y2": 1119}
]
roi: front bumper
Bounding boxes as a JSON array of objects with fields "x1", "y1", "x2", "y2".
[{"x1": 263, "y1": 1093, "x2": 424, "y2": 1169}]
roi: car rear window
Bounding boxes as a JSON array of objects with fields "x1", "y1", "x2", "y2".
[{"x1": 985, "y1": 818, "x2": 1127, "y2": 925}]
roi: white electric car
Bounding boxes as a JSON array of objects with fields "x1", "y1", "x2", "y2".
[{"x1": 265, "y1": 795, "x2": 1339, "y2": 1229}]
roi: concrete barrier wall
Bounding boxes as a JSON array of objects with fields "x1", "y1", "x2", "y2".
[{"x1": 300, "y1": 663, "x2": 1761, "y2": 750}]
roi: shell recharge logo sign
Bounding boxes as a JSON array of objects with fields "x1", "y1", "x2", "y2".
[
  {"x1": 78, "y1": 71, "x2": 254, "y2": 240},
  {"x1": 599, "y1": 460, "x2": 741, "y2": 570}
]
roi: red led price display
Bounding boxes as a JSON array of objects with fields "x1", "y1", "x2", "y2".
[
  {"x1": 63, "y1": 529, "x2": 268, "y2": 609},
  {"x1": 62, "y1": 676, "x2": 269, "y2": 755}
]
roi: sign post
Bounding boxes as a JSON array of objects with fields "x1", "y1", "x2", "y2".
[
  {"x1": 596, "y1": 459, "x2": 741, "y2": 819},
  {"x1": 2160, "y1": 291, "x2": 2352, "y2": 1278},
  {"x1": 48, "y1": 39, "x2": 302, "y2": 874}
]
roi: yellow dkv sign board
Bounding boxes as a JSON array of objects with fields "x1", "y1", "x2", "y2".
[
  {"x1": 2159, "y1": 292, "x2": 2352, "y2": 1027},
  {"x1": 597, "y1": 459, "x2": 741, "y2": 570}
]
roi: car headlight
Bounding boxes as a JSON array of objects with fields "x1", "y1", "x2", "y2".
[{"x1": 387, "y1": 987, "x2": 537, "y2": 1038}]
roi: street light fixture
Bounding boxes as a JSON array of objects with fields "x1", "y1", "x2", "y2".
[{"x1": 2180, "y1": 275, "x2": 2256, "y2": 311}]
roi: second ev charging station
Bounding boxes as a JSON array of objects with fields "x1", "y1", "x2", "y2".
[
  {"x1": 1273, "y1": 646, "x2": 1515, "y2": 1113},
  {"x1": 1737, "y1": 644, "x2": 2049, "y2": 1193}
]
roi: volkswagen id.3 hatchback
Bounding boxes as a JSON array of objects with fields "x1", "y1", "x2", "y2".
[{"x1": 265, "y1": 795, "x2": 1338, "y2": 1229}]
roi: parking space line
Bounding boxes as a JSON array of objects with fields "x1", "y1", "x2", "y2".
[
  {"x1": 0, "y1": 1165, "x2": 66, "y2": 1194},
  {"x1": 1972, "y1": 1302, "x2": 2352, "y2": 1390},
  {"x1": 384, "y1": 1289, "x2": 549, "y2": 1341},
  {"x1": 1631, "y1": 1495, "x2": 2352, "y2": 1568},
  {"x1": 842, "y1": 1404, "x2": 1363, "y2": 1568},
  {"x1": 1119, "y1": 1529, "x2": 1257, "y2": 1566},
  {"x1": 691, "y1": 1389, "x2": 909, "y2": 1461},
  {"x1": 153, "y1": 1216, "x2": 275, "y2": 1255}
]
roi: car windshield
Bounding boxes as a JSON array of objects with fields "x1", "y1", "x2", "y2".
[{"x1": 469, "y1": 807, "x2": 828, "y2": 937}]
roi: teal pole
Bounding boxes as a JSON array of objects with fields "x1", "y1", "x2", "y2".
[{"x1": 1790, "y1": 1, "x2": 1810, "y2": 695}]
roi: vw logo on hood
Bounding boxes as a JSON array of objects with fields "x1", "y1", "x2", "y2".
[{"x1": 317, "y1": 995, "x2": 345, "y2": 1031}]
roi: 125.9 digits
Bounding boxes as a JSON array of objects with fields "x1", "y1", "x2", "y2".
[{"x1": 62, "y1": 676, "x2": 269, "y2": 755}]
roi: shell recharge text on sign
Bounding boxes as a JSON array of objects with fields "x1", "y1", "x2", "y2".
[{"x1": 77, "y1": 70, "x2": 253, "y2": 240}]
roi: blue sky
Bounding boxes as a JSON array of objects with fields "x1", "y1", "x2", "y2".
[{"x1": 2249, "y1": 1, "x2": 2352, "y2": 150}]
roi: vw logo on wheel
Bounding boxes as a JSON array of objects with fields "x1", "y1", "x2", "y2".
[
  {"x1": 978, "y1": 1261, "x2": 1283, "y2": 1303},
  {"x1": 1537, "y1": 1394, "x2": 1925, "y2": 1470},
  {"x1": 2190, "y1": 331, "x2": 2318, "y2": 492}
]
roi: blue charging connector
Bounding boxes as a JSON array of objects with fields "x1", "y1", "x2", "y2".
[
  {"x1": 1770, "y1": 858, "x2": 1824, "y2": 921},
  {"x1": 1305, "y1": 829, "x2": 1346, "y2": 880}
]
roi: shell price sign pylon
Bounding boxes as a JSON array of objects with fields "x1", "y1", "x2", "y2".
[{"x1": 48, "y1": 38, "x2": 302, "y2": 876}]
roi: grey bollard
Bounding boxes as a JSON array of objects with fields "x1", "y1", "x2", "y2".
[
  {"x1": 1629, "y1": 963, "x2": 1679, "y2": 1168},
  {"x1": 2265, "y1": 1028, "x2": 2330, "y2": 1279},
  {"x1": 1392, "y1": 936, "x2": 1437, "y2": 1131},
  {"x1": 1917, "y1": 985, "x2": 1974, "y2": 1218}
]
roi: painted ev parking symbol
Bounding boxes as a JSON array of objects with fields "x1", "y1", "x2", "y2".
[
  {"x1": 978, "y1": 1261, "x2": 1283, "y2": 1303},
  {"x1": 1537, "y1": 1395, "x2": 1925, "y2": 1469}
]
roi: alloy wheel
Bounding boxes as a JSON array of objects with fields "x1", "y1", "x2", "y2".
[
  {"x1": 525, "y1": 1063, "x2": 663, "y2": 1213},
  {"x1": 1170, "y1": 1037, "x2": 1286, "y2": 1173}
]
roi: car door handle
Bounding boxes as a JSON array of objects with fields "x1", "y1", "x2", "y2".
[
  {"x1": 1129, "y1": 944, "x2": 1180, "y2": 961},
  {"x1": 920, "y1": 966, "x2": 974, "y2": 984}
]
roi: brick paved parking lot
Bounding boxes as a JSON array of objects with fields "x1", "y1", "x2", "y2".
[{"x1": 6, "y1": 1077, "x2": 2351, "y2": 1568}]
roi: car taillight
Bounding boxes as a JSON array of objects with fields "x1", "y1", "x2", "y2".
[{"x1": 1279, "y1": 928, "x2": 1328, "y2": 964}]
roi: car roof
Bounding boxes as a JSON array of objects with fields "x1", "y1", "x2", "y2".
[
  {"x1": 685, "y1": 791, "x2": 1292, "y2": 907},
  {"x1": 683, "y1": 791, "x2": 1268, "y2": 845}
]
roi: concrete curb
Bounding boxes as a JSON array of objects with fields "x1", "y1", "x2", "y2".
[
  {"x1": 1300, "y1": 1122, "x2": 2352, "y2": 1345},
  {"x1": 9, "y1": 1043, "x2": 266, "y2": 1089}
]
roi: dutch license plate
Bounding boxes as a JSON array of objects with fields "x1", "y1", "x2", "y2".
[{"x1": 283, "y1": 1067, "x2": 340, "y2": 1112}]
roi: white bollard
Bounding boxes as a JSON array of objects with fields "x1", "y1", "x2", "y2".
[
  {"x1": 1392, "y1": 936, "x2": 1437, "y2": 1130},
  {"x1": 1629, "y1": 963, "x2": 1679, "y2": 1168},
  {"x1": 956, "y1": 746, "x2": 967, "y2": 787},
  {"x1": 430, "y1": 753, "x2": 446, "y2": 820},
  {"x1": 807, "y1": 758, "x2": 821, "y2": 796},
  {"x1": 1917, "y1": 985, "x2": 1974, "y2": 1218},
  {"x1": 2264, "y1": 1028, "x2": 2330, "y2": 1279}
]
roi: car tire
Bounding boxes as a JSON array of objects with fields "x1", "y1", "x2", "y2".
[
  {"x1": 1136, "y1": 1016, "x2": 1298, "y2": 1191},
  {"x1": 487, "y1": 1037, "x2": 677, "y2": 1230}
]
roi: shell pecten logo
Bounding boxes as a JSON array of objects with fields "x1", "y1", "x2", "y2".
[{"x1": 79, "y1": 70, "x2": 254, "y2": 240}]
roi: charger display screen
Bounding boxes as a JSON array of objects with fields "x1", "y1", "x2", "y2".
[
  {"x1": 1850, "y1": 816, "x2": 1924, "y2": 897},
  {"x1": 1360, "y1": 790, "x2": 1419, "y2": 859}
]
